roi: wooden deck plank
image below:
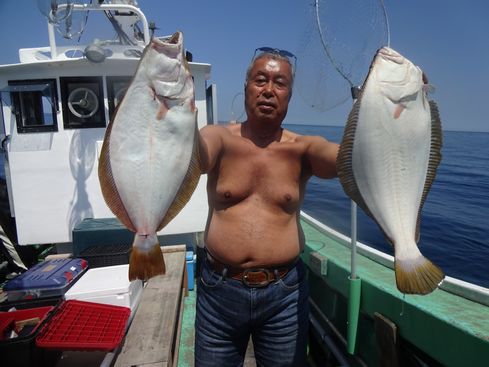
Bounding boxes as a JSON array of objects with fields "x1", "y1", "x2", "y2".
[
  {"x1": 115, "y1": 250, "x2": 185, "y2": 367},
  {"x1": 172, "y1": 287, "x2": 186, "y2": 366},
  {"x1": 243, "y1": 340, "x2": 256, "y2": 366}
]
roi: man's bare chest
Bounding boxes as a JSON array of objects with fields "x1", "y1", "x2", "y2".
[{"x1": 212, "y1": 145, "x2": 304, "y2": 209}]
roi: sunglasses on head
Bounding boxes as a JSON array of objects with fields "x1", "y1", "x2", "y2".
[{"x1": 252, "y1": 47, "x2": 297, "y2": 73}]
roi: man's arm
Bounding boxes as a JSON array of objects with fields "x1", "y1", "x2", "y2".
[
  {"x1": 304, "y1": 136, "x2": 339, "y2": 179},
  {"x1": 198, "y1": 125, "x2": 225, "y2": 174}
]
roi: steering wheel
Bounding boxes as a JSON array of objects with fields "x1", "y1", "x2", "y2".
[{"x1": 68, "y1": 87, "x2": 99, "y2": 118}]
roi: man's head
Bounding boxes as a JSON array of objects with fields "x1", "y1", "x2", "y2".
[
  {"x1": 244, "y1": 48, "x2": 296, "y2": 124},
  {"x1": 245, "y1": 48, "x2": 296, "y2": 90}
]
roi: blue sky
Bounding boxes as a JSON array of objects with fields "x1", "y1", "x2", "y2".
[{"x1": 0, "y1": 1, "x2": 487, "y2": 132}]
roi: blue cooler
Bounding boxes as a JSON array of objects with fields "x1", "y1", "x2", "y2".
[
  {"x1": 186, "y1": 251, "x2": 195, "y2": 291},
  {"x1": 4, "y1": 258, "x2": 88, "y2": 302}
]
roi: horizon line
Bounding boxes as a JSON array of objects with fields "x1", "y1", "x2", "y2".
[{"x1": 216, "y1": 121, "x2": 488, "y2": 134}]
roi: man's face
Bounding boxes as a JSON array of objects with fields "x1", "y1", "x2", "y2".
[{"x1": 245, "y1": 56, "x2": 293, "y2": 123}]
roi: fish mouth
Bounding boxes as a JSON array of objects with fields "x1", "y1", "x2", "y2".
[
  {"x1": 151, "y1": 32, "x2": 182, "y2": 56},
  {"x1": 378, "y1": 47, "x2": 404, "y2": 65},
  {"x1": 167, "y1": 32, "x2": 182, "y2": 44}
]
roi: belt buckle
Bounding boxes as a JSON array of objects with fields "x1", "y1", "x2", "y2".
[{"x1": 242, "y1": 268, "x2": 271, "y2": 287}]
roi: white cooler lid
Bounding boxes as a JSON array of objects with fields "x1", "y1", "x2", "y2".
[{"x1": 65, "y1": 264, "x2": 141, "y2": 299}]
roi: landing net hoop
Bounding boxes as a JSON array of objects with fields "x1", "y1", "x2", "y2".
[{"x1": 295, "y1": 0, "x2": 390, "y2": 111}]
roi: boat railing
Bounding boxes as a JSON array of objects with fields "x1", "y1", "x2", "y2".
[
  {"x1": 42, "y1": 2, "x2": 150, "y2": 60},
  {"x1": 301, "y1": 211, "x2": 489, "y2": 306}
]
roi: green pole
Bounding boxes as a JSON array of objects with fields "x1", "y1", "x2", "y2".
[
  {"x1": 347, "y1": 276, "x2": 362, "y2": 354},
  {"x1": 347, "y1": 87, "x2": 362, "y2": 355}
]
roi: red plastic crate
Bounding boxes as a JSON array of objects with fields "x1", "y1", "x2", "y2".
[
  {"x1": 36, "y1": 300, "x2": 130, "y2": 351},
  {"x1": 0, "y1": 306, "x2": 55, "y2": 340}
]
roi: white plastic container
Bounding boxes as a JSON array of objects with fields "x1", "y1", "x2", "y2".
[{"x1": 64, "y1": 264, "x2": 142, "y2": 314}]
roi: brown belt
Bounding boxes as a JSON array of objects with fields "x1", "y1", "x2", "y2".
[{"x1": 205, "y1": 251, "x2": 296, "y2": 288}]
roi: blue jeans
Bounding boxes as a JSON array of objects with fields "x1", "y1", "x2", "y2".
[{"x1": 195, "y1": 256, "x2": 309, "y2": 367}]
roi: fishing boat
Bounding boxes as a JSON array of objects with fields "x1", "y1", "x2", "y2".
[{"x1": 0, "y1": 2, "x2": 487, "y2": 366}]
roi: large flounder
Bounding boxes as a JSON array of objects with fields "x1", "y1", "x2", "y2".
[
  {"x1": 99, "y1": 32, "x2": 200, "y2": 281},
  {"x1": 337, "y1": 47, "x2": 444, "y2": 294}
]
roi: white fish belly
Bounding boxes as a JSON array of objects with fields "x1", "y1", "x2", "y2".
[
  {"x1": 108, "y1": 83, "x2": 196, "y2": 234},
  {"x1": 352, "y1": 85, "x2": 431, "y2": 250}
]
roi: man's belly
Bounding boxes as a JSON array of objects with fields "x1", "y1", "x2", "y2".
[{"x1": 204, "y1": 208, "x2": 303, "y2": 268}]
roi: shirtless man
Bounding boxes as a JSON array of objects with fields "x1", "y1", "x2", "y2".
[{"x1": 196, "y1": 48, "x2": 339, "y2": 366}]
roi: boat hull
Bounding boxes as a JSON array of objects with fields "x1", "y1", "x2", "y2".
[{"x1": 300, "y1": 212, "x2": 489, "y2": 366}]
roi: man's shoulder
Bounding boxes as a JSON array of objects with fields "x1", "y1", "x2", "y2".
[
  {"x1": 201, "y1": 122, "x2": 240, "y2": 135},
  {"x1": 292, "y1": 132, "x2": 330, "y2": 144},
  {"x1": 282, "y1": 131, "x2": 337, "y2": 154},
  {"x1": 282, "y1": 129, "x2": 315, "y2": 144},
  {"x1": 200, "y1": 123, "x2": 229, "y2": 140}
]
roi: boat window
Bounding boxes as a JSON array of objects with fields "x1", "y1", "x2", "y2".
[
  {"x1": 0, "y1": 79, "x2": 58, "y2": 134},
  {"x1": 60, "y1": 76, "x2": 105, "y2": 129},
  {"x1": 107, "y1": 76, "x2": 131, "y2": 121}
]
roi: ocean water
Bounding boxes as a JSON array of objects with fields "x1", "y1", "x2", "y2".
[{"x1": 286, "y1": 124, "x2": 489, "y2": 289}]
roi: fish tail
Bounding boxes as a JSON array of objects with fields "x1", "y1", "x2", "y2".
[
  {"x1": 395, "y1": 255, "x2": 444, "y2": 295},
  {"x1": 129, "y1": 234, "x2": 166, "y2": 281}
]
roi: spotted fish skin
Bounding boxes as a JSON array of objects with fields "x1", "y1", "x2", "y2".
[
  {"x1": 98, "y1": 32, "x2": 200, "y2": 281},
  {"x1": 337, "y1": 47, "x2": 444, "y2": 295}
]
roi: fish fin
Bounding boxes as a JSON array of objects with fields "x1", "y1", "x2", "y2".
[
  {"x1": 157, "y1": 119, "x2": 201, "y2": 230},
  {"x1": 415, "y1": 100, "x2": 443, "y2": 242},
  {"x1": 337, "y1": 95, "x2": 375, "y2": 219},
  {"x1": 156, "y1": 97, "x2": 169, "y2": 120},
  {"x1": 395, "y1": 255, "x2": 444, "y2": 295},
  {"x1": 98, "y1": 117, "x2": 137, "y2": 232},
  {"x1": 393, "y1": 104, "x2": 405, "y2": 119},
  {"x1": 129, "y1": 235, "x2": 166, "y2": 281},
  {"x1": 422, "y1": 84, "x2": 436, "y2": 94}
]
